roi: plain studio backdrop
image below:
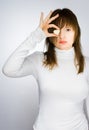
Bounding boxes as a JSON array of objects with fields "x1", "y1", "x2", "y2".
[{"x1": 0, "y1": 0, "x2": 89, "y2": 130}]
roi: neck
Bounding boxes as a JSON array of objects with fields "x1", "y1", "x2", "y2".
[{"x1": 55, "y1": 47, "x2": 75, "y2": 59}]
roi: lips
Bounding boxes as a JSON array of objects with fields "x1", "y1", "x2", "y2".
[{"x1": 59, "y1": 41, "x2": 67, "y2": 44}]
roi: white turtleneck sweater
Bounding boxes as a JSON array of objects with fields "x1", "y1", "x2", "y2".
[{"x1": 2, "y1": 27, "x2": 89, "y2": 130}]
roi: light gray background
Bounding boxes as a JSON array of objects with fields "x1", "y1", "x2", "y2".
[{"x1": 0, "y1": 0, "x2": 89, "y2": 130}]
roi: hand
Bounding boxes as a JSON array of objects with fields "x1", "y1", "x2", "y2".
[{"x1": 39, "y1": 11, "x2": 60, "y2": 37}]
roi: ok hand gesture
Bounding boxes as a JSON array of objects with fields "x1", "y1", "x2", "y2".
[{"x1": 39, "y1": 11, "x2": 60, "y2": 37}]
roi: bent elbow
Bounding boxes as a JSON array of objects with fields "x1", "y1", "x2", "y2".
[
  {"x1": 2, "y1": 66, "x2": 12, "y2": 77},
  {"x1": 2, "y1": 66, "x2": 17, "y2": 78}
]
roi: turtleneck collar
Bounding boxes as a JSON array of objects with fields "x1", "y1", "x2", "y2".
[{"x1": 55, "y1": 47, "x2": 75, "y2": 59}]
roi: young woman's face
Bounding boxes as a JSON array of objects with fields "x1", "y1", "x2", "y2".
[{"x1": 53, "y1": 25, "x2": 75, "y2": 50}]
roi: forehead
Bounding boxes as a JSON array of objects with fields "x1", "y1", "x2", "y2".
[
  {"x1": 57, "y1": 19, "x2": 75, "y2": 31},
  {"x1": 61, "y1": 25, "x2": 74, "y2": 28},
  {"x1": 58, "y1": 17, "x2": 74, "y2": 26}
]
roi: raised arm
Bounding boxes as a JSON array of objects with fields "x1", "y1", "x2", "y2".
[
  {"x1": 2, "y1": 11, "x2": 59, "y2": 78},
  {"x1": 2, "y1": 27, "x2": 46, "y2": 78}
]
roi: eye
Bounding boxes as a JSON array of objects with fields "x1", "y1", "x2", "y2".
[{"x1": 66, "y1": 28, "x2": 71, "y2": 31}]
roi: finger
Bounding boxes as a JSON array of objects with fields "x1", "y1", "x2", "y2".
[
  {"x1": 49, "y1": 24, "x2": 60, "y2": 30},
  {"x1": 48, "y1": 33, "x2": 58, "y2": 37},
  {"x1": 45, "y1": 10, "x2": 53, "y2": 21},
  {"x1": 48, "y1": 14, "x2": 59, "y2": 24},
  {"x1": 40, "y1": 12, "x2": 44, "y2": 25}
]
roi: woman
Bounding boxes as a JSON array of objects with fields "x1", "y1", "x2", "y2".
[{"x1": 2, "y1": 8, "x2": 89, "y2": 130}]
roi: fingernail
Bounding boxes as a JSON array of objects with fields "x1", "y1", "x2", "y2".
[{"x1": 53, "y1": 29, "x2": 60, "y2": 35}]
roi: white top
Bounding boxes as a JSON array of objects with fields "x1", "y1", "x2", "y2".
[{"x1": 2, "y1": 27, "x2": 89, "y2": 130}]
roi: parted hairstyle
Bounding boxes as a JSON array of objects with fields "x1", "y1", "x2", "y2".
[{"x1": 43, "y1": 8, "x2": 85, "y2": 74}]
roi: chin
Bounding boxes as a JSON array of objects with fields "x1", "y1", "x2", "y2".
[{"x1": 56, "y1": 45, "x2": 72, "y2": 50}]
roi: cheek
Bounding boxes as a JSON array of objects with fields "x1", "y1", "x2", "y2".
[
  {"x1": 70, "y1": 34, "x2": 75, "y2": 43},
  {"x1": 72, "y1": 36, "x2": 75, "y2": 43},
  {"x1": 70, "y1": 36, "x2": 74, "y2": 42}
]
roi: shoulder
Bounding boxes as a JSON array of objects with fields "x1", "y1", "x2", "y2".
[
  {"x1": 84, "y1": 56, "x2": 89, "y2": 65},
  {"x1": 84, "y1": 56, "x2": 89, "y2": 72},
  {"x1": 27, "y1": 51, "x2": 44, "y2": 63},
  {"x1": 30, "y1": 51, "x2": 44, "y2": 58}
]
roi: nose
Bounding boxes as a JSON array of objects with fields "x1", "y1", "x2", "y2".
[{"x1": 59, "y1": 30, "x2": 64, "y2": 39}]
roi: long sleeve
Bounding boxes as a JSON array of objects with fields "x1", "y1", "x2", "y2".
[
  {"x1": 83, "y1": 56, "x2": 89, "y2": 128},
  {"x1": 2, "y1": 27, "x2": 46, "y2": 78},
  {"x1": 84, "y1": 95, "x2": 89, "y2": 125}
]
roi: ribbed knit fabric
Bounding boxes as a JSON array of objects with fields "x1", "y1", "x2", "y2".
[{"x1": 2, "y1": 27, "x2": 89, "y2": 130}]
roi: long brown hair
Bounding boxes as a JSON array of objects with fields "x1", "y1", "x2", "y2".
[{"x1": 43, "y1": 8, "x2": 85, "y2": 74}]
